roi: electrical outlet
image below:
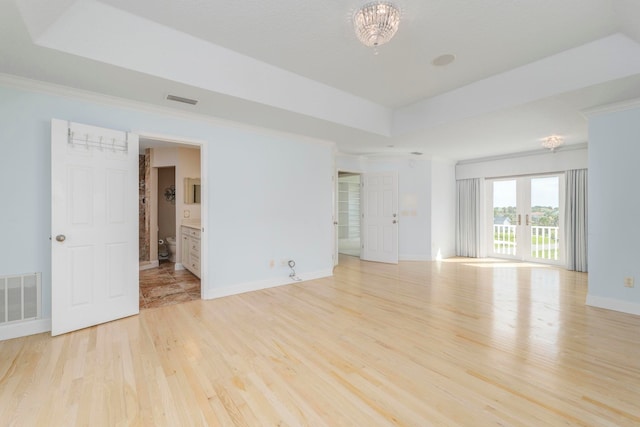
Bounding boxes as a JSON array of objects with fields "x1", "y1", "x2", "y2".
[{"x1": 624, "y1": 277, "x2": 634, "y2": 288}]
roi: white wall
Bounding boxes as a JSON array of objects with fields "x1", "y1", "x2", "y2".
[
  {"x1": 0, "y1": 81, "x2": 335, "y2": 339},
  {"x1": 587, "y1": 103, "x2": 640, "y2": 315},
  {"x1": 152, "y1": 146, "x2": 179, "y2": 167},
  {"x1": 179, "y1": 147, "x2": 201, "y2": 220},
  {"x1": 336, "y1": 154, "x2": 367, "y2": 173},
  {"x1": 208, "y1": 132, "x2": 334, "y2": 294},
  {"x1": 431, "y1": 160, "x2": 456, "y2": 259}
]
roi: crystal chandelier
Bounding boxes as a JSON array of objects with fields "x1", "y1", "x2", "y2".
[
  {"x1": 542, "y1": 135, "x2": 564, "y2": 152},
  {"x1": 353, "y1": 2, "x2": 401, "y2": 49}
]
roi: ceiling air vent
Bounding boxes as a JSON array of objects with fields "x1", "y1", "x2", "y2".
[{"x1": 166, "y1": 94, "x2": 198, "y2": 105}]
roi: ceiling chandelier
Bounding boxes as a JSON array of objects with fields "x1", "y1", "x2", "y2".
[
  {"x1": 542, "y1": 135, "x2": 564, "y2": 152},
  {"x1": 353, "y1": 2, "x2": 401, "y2": 50}
]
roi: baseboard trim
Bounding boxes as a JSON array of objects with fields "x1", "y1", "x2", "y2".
[
  {"x1": 0, "y1": 318, "x2": 51, "y2": 341},
  {"x1": 139, "y1": 260, "x2": 159, "y2": 271},
  {"x1": 399, "y1": 254, "x2": 430, "y2": 261},
  {"x1": 203, "y1": 269, "x2": 333, "y2": 300},
  {"x1": 586, "y1": 295, "x2": 640, "y2": 316}
]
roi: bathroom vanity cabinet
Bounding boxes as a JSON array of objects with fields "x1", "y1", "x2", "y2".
[{"x1": 181, "y1": 226, "x2": 201, "y2": 278}]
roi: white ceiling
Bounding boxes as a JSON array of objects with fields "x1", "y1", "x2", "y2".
[{"x1": 2, "y1": 0, "x2": 640, "y2": 160}]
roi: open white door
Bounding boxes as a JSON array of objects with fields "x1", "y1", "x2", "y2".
[
  {"x1": 51, "y1": 120, "x2": 139, "y2": 336},
  {"x1": 361, "y1": 172, "x2": 398, "y2": 264}
]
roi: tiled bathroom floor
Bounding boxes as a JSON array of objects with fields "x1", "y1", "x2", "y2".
[{"x1": 139, "y1": 261, "x2": 200, "y2": 309}]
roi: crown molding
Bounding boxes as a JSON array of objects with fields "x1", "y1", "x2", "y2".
[
  {"x1": 582, "y1": 97, "x2": 640, "y2": 118},
  {"x1": 456, "y1": 142, "x2": 588, "y2": 166}
]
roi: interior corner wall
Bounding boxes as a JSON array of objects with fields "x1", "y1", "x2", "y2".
[
  {"x1": 431, "y1": 160, "x2": 456, "y2": 259},
  {"x1": 0, "y1": 82, "x2": 335, "y2": 338},
  {"x1": 587, "y1": 104, "x2": 640, "y2": 315}
]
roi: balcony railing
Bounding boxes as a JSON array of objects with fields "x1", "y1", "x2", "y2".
[
  {"x1": 493, "y1": 224, "x2": 559, "y2": 260},
  {"x1": 494, "y1": 224, "x2": 517, "y2": 255}
]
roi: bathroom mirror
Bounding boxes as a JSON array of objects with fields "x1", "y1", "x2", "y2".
[{"x1": 184, "y1": 177, "x2": 201, "y2": 204}]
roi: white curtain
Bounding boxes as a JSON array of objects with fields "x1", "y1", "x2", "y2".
[
  {"x1": 565, "y1": 169, "x2": 588, "y2": 272},
  {"x1": 456, "y1": 178, "x2": 482, "y2": 257}
]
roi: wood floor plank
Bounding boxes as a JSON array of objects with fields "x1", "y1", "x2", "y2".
[{"x1": 1, "y1": 255, "x2": 639, "y2": 426}]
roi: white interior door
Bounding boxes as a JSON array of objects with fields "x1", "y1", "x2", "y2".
[
  {"x1": 361, "y1": 172, "x2": 398, "y2": 264},
  {"x1": 51, "y1": 119, "x2": 139, "y2": 336}
]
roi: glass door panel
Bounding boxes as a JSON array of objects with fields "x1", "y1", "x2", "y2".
[
  {"x1": 492, "y1": 179, "x2": 518, "y2": 257},
  {"x1": 529, "y1": 176, "x2": 560, "y2": 262}
]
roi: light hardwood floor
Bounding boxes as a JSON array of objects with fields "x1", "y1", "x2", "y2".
[{"x1": 1, "y1": 255, "x2": 639, "y2": 426}]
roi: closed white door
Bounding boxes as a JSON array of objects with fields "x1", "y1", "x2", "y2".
[
  {"x1": 361, "y1": 172, "x2": 398, "y2": 264},
  {"x1": 51, "y1": 119, "x2": 139, "y2": 336}
]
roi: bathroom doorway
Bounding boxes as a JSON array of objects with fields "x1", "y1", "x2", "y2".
[{"x1": 138, "y1": 136, "x2": 205, "y2": 309}]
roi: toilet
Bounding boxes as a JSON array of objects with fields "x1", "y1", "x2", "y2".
[
  {"x1": 158, "y1": 239, "x2": 169, "y2": 260},
  {"x1": 165, "y1": 236, "x2": 177, "y2": 262}
]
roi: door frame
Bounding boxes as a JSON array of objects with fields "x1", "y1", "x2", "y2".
[
  {"x1": 486, "y1": 173, "x2": 565, "y2": 265},
  {"x1": 137, "y1": 131, "x2": 208, "y2": 299},
  {"x1": 334, "y1": 169, "x2": 363, "y2": 265},
  {"x1": 336, "y1": 171, "x2": 363, "y2": 262}
]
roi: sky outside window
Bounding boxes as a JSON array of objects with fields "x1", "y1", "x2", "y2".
[{"x1": 493, "y1": 177, "x2": 559, "y2": 208}]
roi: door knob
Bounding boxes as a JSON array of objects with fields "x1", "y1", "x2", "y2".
[
  {"x1": 393, "y1": 220, "x2": 397, "y2": 224},
  {"x1": 55, "y1": 234, "x2": 66, "y2": 242},
  {"x1": 333, "y1": 221, "x2": 338, "y2": 225}
]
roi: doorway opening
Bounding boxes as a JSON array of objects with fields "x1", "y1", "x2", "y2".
[
  {"x1": 337, "y1": 172, "x2": 361, "y2": 257},
  {"x1": 138, "y1": 137, "x2": 204, "y2": 309},
  {"x1": 488, "y1": 174, "x2": 564, "y2": 265}
]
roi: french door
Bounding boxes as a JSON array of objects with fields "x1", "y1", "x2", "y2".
[{"x1": 488, "y1": 175, "x2": 564, "y2": 264}]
